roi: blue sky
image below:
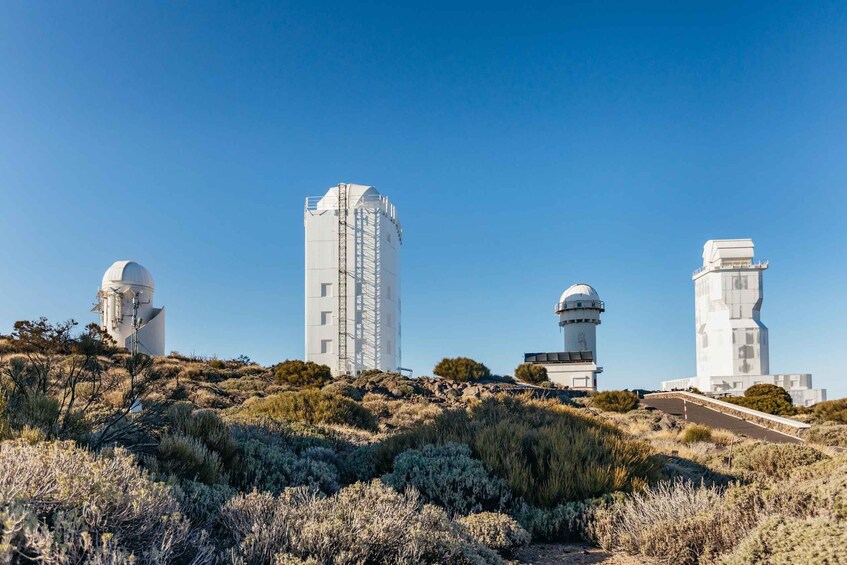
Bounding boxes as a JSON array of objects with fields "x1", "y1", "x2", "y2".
[{"x1": 1, "y1": 2, "x2": 845, "y2": 397}]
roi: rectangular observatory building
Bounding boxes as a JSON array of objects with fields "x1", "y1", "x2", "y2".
[
  {"x1": 304, "y1": 183, "x2": 402, "y2": 376},
  {"x1": 661, "y1": 239, "x2": 825, "y2": 406}
]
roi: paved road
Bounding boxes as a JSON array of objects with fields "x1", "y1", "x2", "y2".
[{"x1": 643, "y1": 397, "x2": 802, "y2": 444}]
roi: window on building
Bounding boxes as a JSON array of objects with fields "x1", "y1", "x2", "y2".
[
  {"x1": 320, "y1": 311, "x2": 332, "y2": 325},
  {"x1": 387, "y1": 313, "x2": 392, "y2": 328},
  {"x1": 320, "y1": 283, "x2": 332, "y2": 297},
  {"x1": 385, "y1": 339, "x2": 392, "y2": 354},
  {"x1": 387, "y1": 286, "x2": 392, "y2": 300},
  {"x1": 320, "y1": 339, "x2": 332, "y2": 354},
  {"x1": 355, "y1": 282, "x2": 362, "y2": 295}
]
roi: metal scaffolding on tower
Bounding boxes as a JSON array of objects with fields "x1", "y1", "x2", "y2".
[{"x1": 337, "y1": 183, "x2": 349, "y2": 376}]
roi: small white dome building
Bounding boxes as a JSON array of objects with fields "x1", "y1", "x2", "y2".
[
  {"x1": 523, "y1": 282, "x2": 605, "y2": 391},
  {"x1": 555, "y1": 283, "x2": 605, "y2": 361},
  {"x1": 94, "y1": 260, "x2": 165, "y2": 356}
]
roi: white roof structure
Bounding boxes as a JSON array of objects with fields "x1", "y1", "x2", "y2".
[
  {"x1": 101, "y1": 260, "x2": 155, "y2": 290},
  {"x1": 558, "y1": 283, "x2": 600, "y2": 304},
  {"x1": 316, "y1": 184, "x2": 380, "y2": 210}
]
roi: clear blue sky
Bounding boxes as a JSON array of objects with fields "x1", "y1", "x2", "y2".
[{"x1": 1, "y1": 2, "x2": 845, "y2": 397}]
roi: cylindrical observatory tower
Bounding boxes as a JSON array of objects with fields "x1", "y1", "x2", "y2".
[{"x1": 555, "y1": 283, "x2": 604, "y2": 361}]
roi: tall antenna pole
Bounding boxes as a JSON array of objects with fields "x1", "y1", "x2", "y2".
[{"x1": 337, "y1": 183, "x2": 348, "y2": 376}]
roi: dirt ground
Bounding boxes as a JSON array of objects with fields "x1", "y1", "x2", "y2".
[{"x1": 514, "y1": 544, "x2": 647, "y2": 565}]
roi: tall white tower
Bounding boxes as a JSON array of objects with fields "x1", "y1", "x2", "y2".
[
  {"x1": 661, "y1": 238, "x2": 824, "y2": 406},
  {"x1": 693, "y1": 239, "x2": 769, "y2": 383},
  {"x1": 94, "y1": 260, "x2": 165, "y2": 356},
  {"x1": 304, "y1": 183, "x2": 402, "y2": 376},
  {"x1": 555, "y1": 283, "x2": 604, "y2": 360}
]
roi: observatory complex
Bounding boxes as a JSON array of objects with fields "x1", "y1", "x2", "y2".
[
  {"x1": 94, "y1": 260, "x2": 165, "y2": 356},
  {"x1": 661, "y1": 239, "x2": 825, "y2": 406},
  {"x1": 523, "y1": 283, "x2": 604, "y2": 390},
  {"x1": 304, "y1": 183, "x2": 402, "y2": 376}
]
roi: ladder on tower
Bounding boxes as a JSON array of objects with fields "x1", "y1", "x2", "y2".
[{"x1": 337, "y1": 183, "x2": 348, "y2": 376}]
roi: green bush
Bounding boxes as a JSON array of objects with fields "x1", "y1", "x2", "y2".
[
  {"x1": 724, "y1": 394, "x2": 796, "y2": 416},
  {"x1": 243, "y1": 389, "x2": 377, "y2": 430},
  {"x1": 812, "y1": 398, "x2": 847, "y2": 423},
  {"x1": 731, "y1": 443, "x2": 828, "y2": 479},
  {"x1": 231, "y1": 422, "x2": 341, "y2": 494},
  {"x1": 381, "y1": 443, "x2": 511, "y2": 516},
  {"x1": 744, "y1": 383, "x2": 791, "y2": 402},
  {"x1": 680, "y1": 424, "x2": 713, "y2": 444},
  {"x1": 376, "y1": 396, "x2": 659, "y2": 508},
  {"x1": 168, "y1": 402, "x2": 236, "y2": 461},
  {"x1": 433, "y1": 357, "x2": 491, "y2": 382},
  {"x1": 593, "y1": 390, "x2": 639, "y2": 413},
  {"x1": 516, "y1": 499, "x2": 599, "y2": 542},
  {"x1": 157, "y1": 434, "x2": 225, "y2": 484},
  {"x1": 458, "y1": 512, "x2": 530, "y2": 554},
  {"x1": 273, "y1": 359, "x2": 333, "y2": 387},
  {"x1": 514, "y1": 363, "x2": 549, "y2": 385}
]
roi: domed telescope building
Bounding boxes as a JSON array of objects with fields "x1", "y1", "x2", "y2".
[
  {"x1": 93, "y1": 260, "x2": 165, "y2": 356},
  {"x1": 523, "y1": 283, "x2": 604, "y2": 390}
]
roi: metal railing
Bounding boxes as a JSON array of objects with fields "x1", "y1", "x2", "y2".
[
  {"x1": 304, "y1": 193, "x2": 402, "y2": 240},
  {"x1": 692, "y1": 260, "x2": 768, "y2": 278},
  {"x1": 554, "y1": 299, "x2": 605, "y2": 313}
]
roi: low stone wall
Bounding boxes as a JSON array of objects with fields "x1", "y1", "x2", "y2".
[{"x1": 644, "y1": 391, "x2": 810, "y2": 437}]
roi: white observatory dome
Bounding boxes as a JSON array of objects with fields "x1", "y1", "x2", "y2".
[
  {"x1": 101, "y1": 260, "x2": 155, "y2": 290},
  {"x1": 559, "y1": 283, "x2": 600, "y2": 304},
  {"x1": 317, "y1": 184, "x2": 380, "y2": 210}
]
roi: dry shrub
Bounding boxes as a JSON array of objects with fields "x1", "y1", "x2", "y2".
[
  {"x1": 273, "y1": 360, "x2": 332, "y2": 388},
  {"x1": 377, "y1": 395, "x2": 659, "y2": 507},
  {"x1": 363, "y1": 395, "x2": 443, "y2": 430},
  {"x1": 0, "y1": 441, "x2": 207, "y2": 562},
  {"x1": 719, "y1": 514, "x2": 847, "y2": 565},
  {"x1": 382, "y1": 443, "x2": 511, "y2": 516},
  {"x1": 731, "y1": 442, "x2": 828, "y2": 479},
  {"x1": 243, "y1": 389, "x2": 377, "y2": 431},
  {"x1": 806, "y1": 421, "x2": 847, "y2": 447},
  {"x1": 219, "y1": 480, "x2": 504, "y2": 564},
  {"x1": 592, "y1": 390, "x2": 640, "y2": 413},
  {"x1": 680, "y1": 424, "x2": 713, "y2": 444},
  {"x1": 588, "y1": 480, "x2": 754, "y2": 565},
  {"x1": 458, "y1": 512, "x2": 530, "y2": 554},
  {"x1": 812, "y1": 398, "x2": 847, "y2": 423},
  {"x1": 513, "y1": 363, "x2": 548, "y2": 385}
]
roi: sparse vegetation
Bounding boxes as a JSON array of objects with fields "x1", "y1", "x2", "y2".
[
  {"x1": 4, "y1": 318, "x2": 847, "y2": 562},
  {"x1": 433, "y1": 357, "x2": 491, "y2": 382},
  {"x1": 593, "y1": 390, "x2": 640, "y2": 413}
]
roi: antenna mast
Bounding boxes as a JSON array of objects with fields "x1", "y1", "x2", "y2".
[
  {"x1": 130, "y1": 290, "x2": 149, "y2": 356},
  {"x1": 337, "y1": 183, "x2": 349, "y2": 376}
]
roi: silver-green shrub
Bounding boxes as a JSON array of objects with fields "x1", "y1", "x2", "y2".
[
  {"x1": 381, "y1": 443, "x2": 511, "y2": 516},
  {"x1": 457, "y1": 512, "x2": 530, "y2": 554},
  {"x1": 0, "y1": 440, "x2": 208, "y2": 562},
  {"x1": 157, "y1": 434, "x2": 225, "y2": 484},
  {"x1": 219, "y1": 480, "x2": 505, "y2": 564}
]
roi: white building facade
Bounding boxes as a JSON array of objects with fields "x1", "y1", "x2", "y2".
[
  {"x1": 94, "y1": 260, "x2": 165, "y2": 356},
  {"x1": 524, "y1": 283, "x2": 604, "y2": 390},
  {"x1": 661, "y1": 239, "x2": 825, "y2": 406},
  {"x1": 304, "y1": 183, "x2": 401, "y2": 376}
]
